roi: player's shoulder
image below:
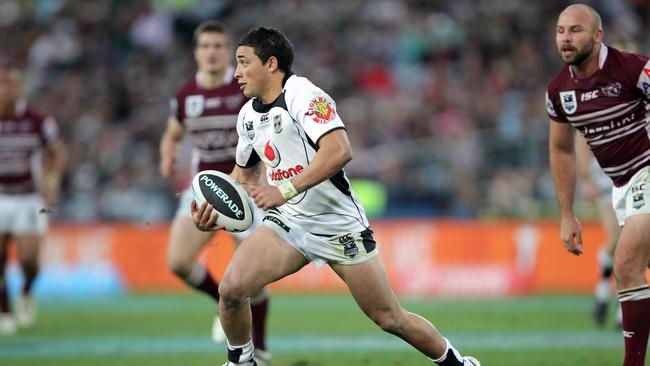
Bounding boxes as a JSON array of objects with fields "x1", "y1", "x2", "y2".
[
  {"x1": 607, "y1": 46, "x2": 648, "y2": 66},
  {"x1": 546, "y1": 66, "x2": 571, "y2": 95},
  {"x1": 19, "y1": 102, "x2": 50, "y2": 124},
  {"x1": 174, "y1": 75, "x2": 200, "y2": 99},
  {"x1": 284, "y1": 74, "x2": 326, "y2": 101}
]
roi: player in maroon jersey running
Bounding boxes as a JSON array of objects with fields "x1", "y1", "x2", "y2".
[
  {"x1": 159, "y1": 21, "x2": 270, "y2": 364},
  {"x1": 0, "y1": 64, "x2": 65, "y2": 335},
  {"x1": 547, "y1": 4, "x2": 650, "y2": 366}
]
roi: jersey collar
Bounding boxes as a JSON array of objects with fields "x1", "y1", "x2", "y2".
[{"x1": 569, "y1": 43, "x2": 608, "y2": 79}]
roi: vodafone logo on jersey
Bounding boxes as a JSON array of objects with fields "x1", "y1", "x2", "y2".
[
  {"x1": 263, "y1": 140, "x2": 281, "y2": 168},
  {"x1": 305, "y1": 96, "x2": 336, "y2": 124},
  {"x1": 270, "y1": 165, "x2": 304, "y2": 182}
]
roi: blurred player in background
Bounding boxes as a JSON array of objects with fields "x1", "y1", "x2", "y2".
[
  {"x1": 159, "y1": 21, "x2": 270, "y2": 363},
  {"x1": 547, "y1": 4, "x2": 650, "y2": 365},
  {"x1": 0, "y1": 64, "x2": 65, "y2": 335},
  {"x1": 575, "y1": 135, "x2": 621, "y2": 327},
  {"x1": 193, "y1": 26, "x2": 480, "y2": 366}
]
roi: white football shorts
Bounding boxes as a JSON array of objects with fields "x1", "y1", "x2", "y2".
[
  {"x1": 612, "y1": 166, "x2": 650, "y2": 227},
  {"x1": 176, "y1": 187, "x2": 262, "y2": 240},
  {"x1": 262, "y1": 210, "x2": 378, "y2": 268},
  {"x1": 0, "y1": 193, "x2": 47, "y2": 235}
]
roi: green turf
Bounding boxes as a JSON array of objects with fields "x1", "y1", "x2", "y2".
[{"x1": 0, "y1": 293, "x2": 633, "y2": 365}]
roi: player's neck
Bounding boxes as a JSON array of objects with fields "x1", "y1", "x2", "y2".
[
  {"x1": 570, "y1": 43, "x2": 601, "y2": 79},
  {"x1": 198, "y1": 70, "x2": 226, "y2": 89},
  {"x1": 257, "y1": 76, "x2": 284, "y2": 105}
]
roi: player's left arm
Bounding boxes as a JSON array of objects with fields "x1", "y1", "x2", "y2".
[{"x1": 42, "y1": 138, "x2": 66, "y2": 207}]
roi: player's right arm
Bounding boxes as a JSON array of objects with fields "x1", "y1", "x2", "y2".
[
  {"x1": 159, "y1": 116, "x2": 184, "y2": 177},
  {"x1": 575, "y1": 135, "x2": 599, "y2": 202},
  {"x1": 549, "y1": 119, "x2": 583, "y2": 255}
]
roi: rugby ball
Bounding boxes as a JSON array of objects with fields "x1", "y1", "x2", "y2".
[{"x1": 191, "y1": 170, "x2": 254, "y2": 232}]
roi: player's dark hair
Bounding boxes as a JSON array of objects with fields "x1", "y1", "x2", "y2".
[
  {"x1": 238, "y1": 26, "x2": 294, "y2": 73},
  {"x1": 193, "y1": 20, "x2": 231, "y2": 46}
]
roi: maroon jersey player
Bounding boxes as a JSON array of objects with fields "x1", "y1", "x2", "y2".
[
  {"x1": 0, "y1": 65, "x2": 65, "y2": 335},
  {"x1": 547, "y1": 4, "x2": 650, "y2": 366},
  {"x1": 158, "y1": 21, "x2": 270, "y2": 364}
]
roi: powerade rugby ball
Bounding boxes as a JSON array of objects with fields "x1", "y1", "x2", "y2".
[{"x1": 191, "y1": 170, "x2": 254, "y2": 232}]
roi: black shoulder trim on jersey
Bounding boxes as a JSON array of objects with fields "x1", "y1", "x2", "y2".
[
  {"x1": 282, "y1": 72, "x2": 294, "y2": 87},
  {"x1": 252, "y1": 92, "x2": 288, "y2": 113},
  {"x1": 315, "y1": 126, "x2": 347, "y2": 147},
  {"x1": 238, "y1": 151, "x2": 261, "y2": 169}
]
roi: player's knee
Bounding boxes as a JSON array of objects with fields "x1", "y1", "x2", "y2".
[
  {"x1": 613, "y1": 255, "x2": 643, "y2": 287},
  {"x1": 218, "y1": 273, "x2": 250, "y2": 301},
  {"x1": 368, "y1": 308, "x2": 405, "y2": 335},
  {"x1": 167, "y1": 256, "x2": 191, "y2": 278}
]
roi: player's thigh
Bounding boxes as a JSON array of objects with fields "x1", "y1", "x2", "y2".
[
  {"x1": 598, "y1": 198, "x2": 620, "y2": 253},
  {"x1": 221, "y1": 226, "x2": 308, "y2": 297},
  {"x1": 329, "y1": 255, "x2": 400, "y2": 316},
  {"x1": 615, "y1": 214, "x2": 650, "y2": 276},
  {"x1": 167, "y1": 215, "x2": 214, "y2": 266},
  {"x1": 13, "y1": 234, "x2": 41, "y2": 265}
]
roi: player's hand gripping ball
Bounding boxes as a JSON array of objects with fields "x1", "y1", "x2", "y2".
[{"x1": 191, "y1": 170, "x2": 255, "y2": 232}]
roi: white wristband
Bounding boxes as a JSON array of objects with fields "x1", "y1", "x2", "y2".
[{"x1": 278, "y1": 179, "x2": 299, "y2": 200}]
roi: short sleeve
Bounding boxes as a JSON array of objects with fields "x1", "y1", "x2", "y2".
[
  {"x1": 170, "y1": 94, "x2": 183, "y2": 122},
  {"x1": 545, "y1": 90, "x2": 567, "y2": 123},
  {"x1": 235, "y1": 109, "x2": 260, "y2": 168},
  {"x1": 286, "y1": 79, "x2": 345, "y2": 146},
  {"x1": 42, "y1": 116, "x2": 59, "y2": 144},
  {"x1": 635, "y1": 58, "x2": 650, "y2": 101}
]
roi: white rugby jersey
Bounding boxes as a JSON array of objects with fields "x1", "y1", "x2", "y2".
[{"x1": 235, "y1": 74, "x2": 369, "y2": 235}]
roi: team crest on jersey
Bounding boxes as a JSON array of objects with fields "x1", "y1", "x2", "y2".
[
  {"x1": 305, "y1": 96, "x2": 336, "y2": 124},
  {"x1": 273, "y1": 114, "x2": 282, "y2": 134},
  {"x1": 263, "y1": 140, "x2": 281, "y2": 167},
  {"x1": 185, "y1": 95, "x2": 205, "y2": 117},
  {"x1": 244, "y1": 120, "x2": 255, "y2": 139},
  {"x1": 559, "y1": 91, "x2": 577, "y2": 115},
  {"x1": 601, "y1": 82, "x2": 621, "y2": 97}
]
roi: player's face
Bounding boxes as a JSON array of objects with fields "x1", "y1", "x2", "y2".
[
  {"x1": 234, "y1": 46, "x2": 270, "y2": 99},
  {"x1": 555, "y1": 9, "x2": 599, "y2": 66},
  {"x1": 0, "y1": 69, "x2": 21, "y2": 106},
  {"x1": 194, "y1": 32, "x2": 232, "y2": 75}
]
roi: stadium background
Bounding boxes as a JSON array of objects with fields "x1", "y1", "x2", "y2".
[{"x1": 1, "y1": 0, "x2": 650, "y2": 365}]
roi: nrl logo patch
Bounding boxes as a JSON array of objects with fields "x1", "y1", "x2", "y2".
[
  {"x1": 305, "y1": 96, "x2": 336, "y2": 124},
  {"x1": 559, "y1": 91, "x2": 577, "y2": 115},
  {"x1": 186, "y1": 95, "x2": 205, "y2": 117}
]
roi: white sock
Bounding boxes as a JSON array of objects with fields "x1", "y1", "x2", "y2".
[
  {"x1": 430, "y1": 337, "x2": 463, "y2": 364},
  {"x1": 183, "y1": 262, "x2": 206, "y2": 287},
  {"x1": 227, "y1": 338, "x2": 254, "y2": 364}
]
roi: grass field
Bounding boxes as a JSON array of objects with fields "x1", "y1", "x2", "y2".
[{"x1": 0, "y1": 293, "x2": 630, "y2": 365}]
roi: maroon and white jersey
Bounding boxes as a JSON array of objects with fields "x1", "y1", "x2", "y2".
[
  {"x1": 0, "y1": 100, "x2": 59, "y2": 194},
  {"x1": 546, "y1": 45, "x2": 650, "y2": 186},
  {"x1": 170, "y1": 67, "x2": 247, "y2": 175}
]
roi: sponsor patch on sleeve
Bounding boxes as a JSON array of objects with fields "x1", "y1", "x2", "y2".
[
  {"x1": 305, "y1": 96, "x2": 337, "y2": 124},
  {"x1": 545, "y1": 92, "x2": 558, "y2": 118}
]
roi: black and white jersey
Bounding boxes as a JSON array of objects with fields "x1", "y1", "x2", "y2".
[{"x1": 235, "y1": 74, "x2": 369, "y2": 235}]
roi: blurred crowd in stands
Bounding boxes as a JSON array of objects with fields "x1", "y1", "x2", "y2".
[{"x1": 1, "y1": 0, "x2": 648, "y2": 221}]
